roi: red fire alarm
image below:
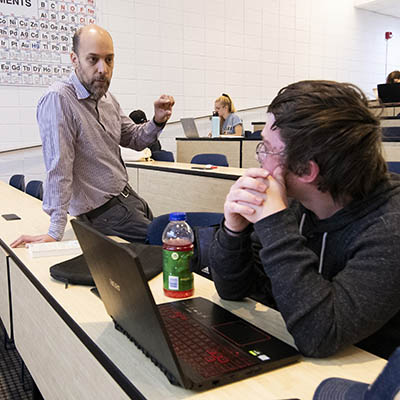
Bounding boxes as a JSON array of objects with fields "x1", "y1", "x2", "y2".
[{"x1": 385, "y1": 32, "x2": 393, "y2": 40}]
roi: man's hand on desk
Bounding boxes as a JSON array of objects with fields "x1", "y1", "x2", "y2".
[{"x1": 10, "y1": 234, "x2": 56, "y2": 248}]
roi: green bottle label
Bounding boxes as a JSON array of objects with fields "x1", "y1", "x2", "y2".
[{"x1": 163, "y1": 248, "x2": 194, "y2": 291}]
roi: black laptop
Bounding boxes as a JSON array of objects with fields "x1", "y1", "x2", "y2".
[
  {"x1": 71, "y1": 219, "x2": 300, "y2": 390},
  {"x1": 377, "y1": 83, "x2": 400, "y2": 103}
]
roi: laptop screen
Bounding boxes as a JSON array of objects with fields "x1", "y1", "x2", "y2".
[
  {"x1": 377, "y1": 83, "x2": 400, "y2": 103},
  {"x1": 180, "y1": 118, "x2": 200, "y2": 138},
  {"x1": 71, "y1": 219, "x2": 185, "y2": 386}
]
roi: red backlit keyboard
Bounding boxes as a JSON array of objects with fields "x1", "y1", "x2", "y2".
[{"x1": 159, "y1": 303, "x2": 257, "y2": 378}]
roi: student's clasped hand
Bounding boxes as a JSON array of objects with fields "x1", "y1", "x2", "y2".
[
  {"x1": 224, "y1": 167, "x2": 288, "y2": 231},
  {"x1": 153, "y1": 94, "x2": 175, "y2": 124}
]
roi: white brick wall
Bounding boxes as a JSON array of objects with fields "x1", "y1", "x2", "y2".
[{"x1": 1, "y1": 0, "x2": 400, "y2": 181}]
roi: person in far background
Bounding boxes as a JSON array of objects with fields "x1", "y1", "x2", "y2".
[
  {"x1": 386, "y1": 70, "x2": 400, "y2": 84},
  {"x1": 214, "y1": 93, "x2": 243, "y2": 136},
  {"x1": 129, "y1": 109, "x2": 161, "y2": 153}
]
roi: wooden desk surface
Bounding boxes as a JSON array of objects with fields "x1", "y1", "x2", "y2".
[
  {"x1": 126, "y1": 160, "x2": 244, "y2": 177},
  {"x1": 0, "y1": 182, "x2": 387, "y2": 399}
]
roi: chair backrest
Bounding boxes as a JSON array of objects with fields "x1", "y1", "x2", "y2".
[
  {"x1": 244, "y1": 130, "x2": 252, "y2": 137},
  {"x1": 387, "y1": 161, "x2": 400, "y2": 174},
  {"x1": 382, "y1": 127, "x2": 400, "y2": 142},
  {"x1": 249, "y1": 130, "x2": 262, "y2": 139},
  {"x1": 146, "y1": 212, "x2": 223, "y2": 245},
  {"x1": 26, "y1": 180, "x2": 43, "y2": 200},
  {"x1": 9, "y1": 174, "x2": 25, "y2": 192},
  {"x1": 152, "y1": 150, "x2": 175, "y2": 162},
  {"x1": 190, "y1": 153, "x2": 229, "y2": 167}
]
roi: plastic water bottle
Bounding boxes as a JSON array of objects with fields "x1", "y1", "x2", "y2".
[
  {"x1": 162, "y1": 212, "x2": 194, "y2": 298},
  {"x1": 211, "y1": 111, "x2": 220, "y2": 138}
]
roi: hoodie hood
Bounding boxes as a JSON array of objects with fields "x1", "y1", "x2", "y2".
[{"x1": 297, "y1": 174, "x2": 400, "y2": 235}]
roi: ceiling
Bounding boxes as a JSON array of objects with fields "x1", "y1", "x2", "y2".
[{"x1": 354, "y1": 0, "x2": 400, "y2": 18}]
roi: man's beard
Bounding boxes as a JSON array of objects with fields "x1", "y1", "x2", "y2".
[
  {"x1": 76, "y1": 65, "x2": 110, "y2": 100},
  {"x1": 86, "y1": 77, "x2": 110, "y2": 100}
]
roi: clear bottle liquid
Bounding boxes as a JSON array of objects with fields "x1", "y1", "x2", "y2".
[
  {"x1": 162, "y1": 212, "x2": 194, "y2": 298},
  {"x1": 212, "y1": 111, "x2": 220, "y2": 138}
]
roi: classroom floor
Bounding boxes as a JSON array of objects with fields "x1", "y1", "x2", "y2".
[{"x1": 0, "y1": 320, "x2": 33, "y2": 400}]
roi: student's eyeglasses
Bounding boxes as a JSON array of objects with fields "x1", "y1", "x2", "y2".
[{"x1": 255, "y1": 142, "x2": 285, "y2": 164}]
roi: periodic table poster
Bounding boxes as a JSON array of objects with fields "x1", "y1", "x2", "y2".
[{"x1": 0, "y1": 0, "x2": 96, "y2": 86}]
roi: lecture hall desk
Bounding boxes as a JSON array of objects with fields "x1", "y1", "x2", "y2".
[{"x1": 0, "y1": 181, "x2": 387, "y2": 399}]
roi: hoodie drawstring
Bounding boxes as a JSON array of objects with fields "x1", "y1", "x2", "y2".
[
  {"x1": 318, "y1": 232, "x2": 328, "y2": 274},
  {"x1": 299, "y1": 213, "x2": 306, "y2": 235},
  {"x1": 299, "y1": 213, "x2": 327, "y2": 275}
]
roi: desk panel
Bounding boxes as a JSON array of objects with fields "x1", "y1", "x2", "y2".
[
  {"x1": 10, "y1": 258, "x2": 130, "y2": 400},
  {"x1": 381, "y1": 119, "x2": 400, "y2": 127},
  {"x1": 0, "y1": 181, "x2": 389, "y2": 400},
  {"x1": 138, "y1": 168, "x2": 235, "y2": 216},
  {"x1": 383, "y1": 142, "x2": 400, "y2": 161},
  {"x1": 242, "y1": 140, "x2": 261, "y2": 168},
  {"x1": 370, "y1": 106, "x2": 397, "y2": 118},
  {"x1": 177, "y1": 140, "x2": 241, "y2": 167},
  {"x1": 126, "y1": 162, "x2": 243, "y2": 216},
  {"x1": 0, "y1": 248, "x2": 11, "y2": 338}
]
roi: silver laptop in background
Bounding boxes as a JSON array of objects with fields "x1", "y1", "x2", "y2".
[{"x1": 180, "y1": 118, "x2": 200, "y2": 138}]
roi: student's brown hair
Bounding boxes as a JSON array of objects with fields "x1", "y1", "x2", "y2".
[
  {"x1": 268, "y1": 80, "x2": 387, "y2": 202},
  {"x1": 386, "y1": 70, "x2": 400, "y2": 84}
]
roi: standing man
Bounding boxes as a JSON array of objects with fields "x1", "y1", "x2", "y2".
[
  {"x1": 11, "y1": 24, "x2": 174, "y2": 247},
  {"x1": 209, "y1": 80, "x2": 400, "y2": 359}
]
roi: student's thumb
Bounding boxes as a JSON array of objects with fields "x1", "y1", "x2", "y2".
[{"x1": 272, "y1": 165, "x2": 285, "y2": 186}]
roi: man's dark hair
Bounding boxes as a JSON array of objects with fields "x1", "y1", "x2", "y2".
[
  {"x1": 268, "y1": 80, "x2": 387, "y2": 202},
  {"x1": 72, "y1": 27, "x2": 84, "y2": 54}
]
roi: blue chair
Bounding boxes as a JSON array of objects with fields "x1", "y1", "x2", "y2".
[
  {"x1": 382, "y1": 127, "x2": 400, "y2": 142},
  {"x1": 146, "y1": 212, "x2": 223, "y2": 246},
  {"x1": 152, "y1": 150, "x2": 175, "y2": 162},
  {"x1": 387, "y1": 162, "x2": 400, "y2": 174},
  {"x1": 245, "y1": 130, "x2": 262, "y2": 139},
  {"x1": 9, "y1": 174, "x2": 25, "y2": 192},
  {"x1": 26, "y1": 180, "x2": 43, "y2": 200},
  {"x1": 190, "y1": 153, "x2": 229, "y2": 167}
]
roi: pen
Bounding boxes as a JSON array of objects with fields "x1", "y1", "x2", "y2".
[{"x1": 191, "y1": 165, "x2": 218, "y2": 170}]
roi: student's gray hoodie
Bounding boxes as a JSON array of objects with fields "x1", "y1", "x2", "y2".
[{"x1": 209, "y1": 174, "x2": 400, "y2": 358}]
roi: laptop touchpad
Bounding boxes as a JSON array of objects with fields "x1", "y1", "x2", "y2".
[{"x1": 213, "y1": 321, "x2": 271, "y2": 346}]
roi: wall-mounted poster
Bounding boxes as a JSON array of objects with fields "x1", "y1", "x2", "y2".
[{"x1": 0, "y1": 0, "x2": 96, "y2": 86}]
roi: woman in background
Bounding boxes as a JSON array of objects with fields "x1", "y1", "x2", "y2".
[
  {"x1": 386, "y1": 70, "x2": 400, "y2": 84},
  {"x1": 214, "y1": 94, "x2": 243, "y2": 136}
]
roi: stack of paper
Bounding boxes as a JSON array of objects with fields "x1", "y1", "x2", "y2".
[{"x1": 27, "y1": 240, "x2": 81, "y2": 258}]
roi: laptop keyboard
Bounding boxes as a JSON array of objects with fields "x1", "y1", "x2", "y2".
[{"x1": 159, "y1": 303, "x2": 257, "y2": 378}]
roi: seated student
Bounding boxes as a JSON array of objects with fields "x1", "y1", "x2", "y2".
[
  {"x1": 386, "y1": 70, "x2": 400, "y2": 84},
  {"x1": 209, "y1": 80, "x2": 400, "y2": 359},
  {"x1": 313, "y1": 346, "x2": 400, "y2": 399},
  {"x1": 129, "y1": 109, "x2": 161, "y2": 153},
  {"x1": 214, "y1": 94, "x2": 243, "y2": 136}
]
